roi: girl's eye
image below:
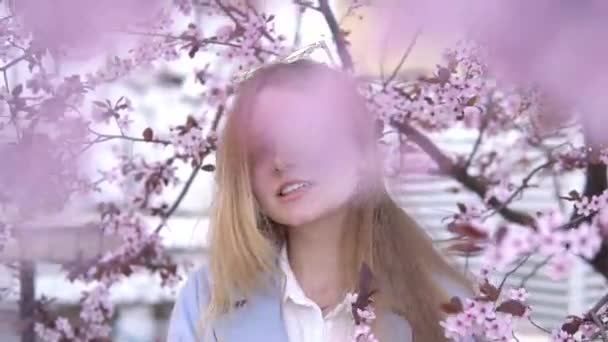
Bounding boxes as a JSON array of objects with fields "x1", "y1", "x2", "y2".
[{"x1": 250, "y1": 142, "x2": 273, "y2": 164}]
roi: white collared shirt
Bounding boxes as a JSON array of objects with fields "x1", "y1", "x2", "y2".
[{"x1": 279, "y1": 247, "x2": 356, "y2": 342}]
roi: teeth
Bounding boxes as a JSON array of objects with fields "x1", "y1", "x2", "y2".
[{"x1": 280, "y1": 182, "x2": 308, "y2": 196}]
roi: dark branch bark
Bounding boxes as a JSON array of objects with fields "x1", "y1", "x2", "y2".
[
  {"x1": 19, "y1": 262, "x2": 35, "y2": 342},
  {"x1": 317, "y1": 0, "x2": 354, "y2": 71},
  {"x1": 580, "y1": 157, "x2": 608, "y2": 278}
]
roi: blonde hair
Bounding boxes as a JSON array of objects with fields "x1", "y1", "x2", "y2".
[{"x1": 207, "y1": 60, "x2": 471, "y2": 341}]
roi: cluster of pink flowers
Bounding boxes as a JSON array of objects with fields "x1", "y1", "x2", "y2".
[
  {"x1": 555, "y1": 318, "x2": 603, "y2": 341},
  {"x1": 573, "y1": 189, "x2": 608, "y2": 217},
  {"x1": 91, "y1": 96, "x2": 135, "y2": 132},
  {"x1": 169, "y1": 115, "x2": 216, "y2": 164},
  {"x1": 346, "y1": 292, "x2": 379, "y2": 342},
  {"x1": 100, "y1": 153, "x2": 180, "y2": 208},
  {"x1": 440, "y1": 285, "x2": 529, "y2": 341},
  {"x1": 366, "y1": 40, "x2": 532, "y2": 136},
  {"x1": 481, "y1": 211, "x2": 603, "y2": 280}
]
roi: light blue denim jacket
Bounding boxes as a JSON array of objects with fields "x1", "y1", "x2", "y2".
[{"x1": 166, "y1": 265, "x2": 474, "y2": 342}]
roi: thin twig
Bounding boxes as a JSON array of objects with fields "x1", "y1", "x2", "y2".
[
  {"x1": 293, "y1": 0, "x2": 320, "y2": 11},
  {"x1": 318, "y1": 0, "x2": 354, "y2": 71},
  {"x1": 384, "y1": 28, "x2": 421, "y2": 87},
  {"x1": 154, "y1": 160, "x2": 203, "y2": 234},
  {"x1": 464, "y1": 110, "x2": 490, "y2": 169},
  {"x1": 118, "y1": 30, "x2": 280, "y2": 56},
  {"x1": 591, "y1": 293, "x2": 608, "y2": 315},
  {"x1": 528, "y1": 317, "x2": 552, "y2": 334},
  {"x1": 518, "y1": 255, "x2": 552, "y2": 288},
  {"x1": 483, "y1": 161, "x2": 554, "y2": 221},
  {"x1": 87, "y1": 128, "x2": 171, "y2": 145},
  {"x1": 2, "y1": 70, "x2": 8, "y2": 91},
  {"x1": 591, "y1": 312, "x2": 607, "y2": 342},
  {"x1": 390, "y1": 118, "x2": 535, "y2": 226},
  {"x1": 153, "y1": 106, "x2": 224, "y2": 234},
  {"x1": 498, "y1": 254, "x2": 531, "y2": 293},
  {"x1": 0, "y1": 53, "x2": 28, "y2": 71}
]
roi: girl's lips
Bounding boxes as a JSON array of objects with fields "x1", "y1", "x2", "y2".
[{"x1": 277, "y1": 183, "x2": 312, "y2": 203}]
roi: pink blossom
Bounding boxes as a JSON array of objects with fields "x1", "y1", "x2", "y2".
[
  {"x1": 574, "y1": 191, "x2": 608, "y2": 217},
  {"x1": 483, "y1": 314, "x2": 513, "y2": 340},
  {"x1": 440, "y1": 314, "x2": 474, "y2": 341},
  {"x1": 215, "y1": 25, "x2": 234, "y2": 41},
  {"x1": 467, "y1": 301, "x2": 496, "y2": 325},
  {"x1": 34, "y1": 323, "x2": 61, "y2": 342},
  {"x1": 508, "y1": 288, "x2": 529, "y2": 302},
  {"x1": 356, "y1": 307, "x2": 377, "y2": 322},
  {"x1": 567, "y1": 222, "x2": 603, "y2": 259},
  {"x1": 482, "y1": 244, "x2": 518, "y2": 272},
  {"x1": 485, "y1": 181, "x2": 513, "y2": 203},
  {"x1": 54, "y1": 317, "x2": 74, "y2": 340},
  {"x1": 579, "y1": 322, "x2": 600, "y2": 340},
  {"x1": 550, "y1": 328, "x2": 575, "y2": 342},
  {"x1": 545, "y1": 254, "x2": 572, "y2": 281},
  {"x1": 501, "y1": 227, "x2": 534, "y2": 256}
]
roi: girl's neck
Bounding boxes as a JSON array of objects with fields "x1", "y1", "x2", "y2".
[{"x1": 285, "y1": 208, "x2": 349, "y2": 310}]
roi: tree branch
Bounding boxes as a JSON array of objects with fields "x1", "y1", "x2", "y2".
[
  {"x1": 390, "y1": 118, "x2": 536, "y2": 226},
  {"x1": 318, "y1": 0, "x2": 354, "y2": 71},
  {"x1": 384, "y1": 28, "x2": 421, "y2": 87},
  {"x1": 153, "y1": 105, "x2": 224, "y2": 234},
  {"x1": 578, "y1": 122, "x2": 608, "y2": 278}
]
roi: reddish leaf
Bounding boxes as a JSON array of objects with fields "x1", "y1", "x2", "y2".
[
  {"x1": 479, "y1": 280, "x2": 500, "y2": 301},
  {"x1": 93, "y1": 100, "x2": 108, "y2": 108},
  {"x1": 437, "y1": 67, "x2": 451, "y2": 84},
  {"x1": 188, "y1": 44, "x2": 200, "y2": 58},
  {"x1": 142, "y1": 127, "x2": 154, "y2": 142},
  {"x1": 561, "y1": 316, "x2": 583, "y2": 335},
  {"x1": 496, "y1": 300, "x2": 527, "y2": 317},
  {"x1": 186, "y1": 115, "x2": 198, "y2": 129},
  {"x1": 494, "y1": 226, "x2": 508, "y2": 244},
  {"x1": 465, "y1": 96, "x2": 478, "y2": 107},
  {"x1": 447, "y1": 241, "x2": 484, "y2": 255},
  {"x1": 447, "y1": 222, "x2": 488, "y2": 240},
  {"x1": 352, "y1": 262, "x2": 376, "y2": 324},
  {"x1": 568, "y1": 190, "x2": 581, "y2": 200},
  {"x1": 11, "y1": 84, "x2": 23, "y2": 97},
  {"x1": 440, "y1": 296, "x2": 464, "y2": 314}
]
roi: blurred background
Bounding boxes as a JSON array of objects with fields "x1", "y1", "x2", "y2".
[{"x1": 0, "y1": 0, "x2": 606, "y2": 341}]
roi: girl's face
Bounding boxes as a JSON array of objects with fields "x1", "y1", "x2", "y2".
[{"x1": 248, "y1": 84, "x2": 362, "y2": 227}]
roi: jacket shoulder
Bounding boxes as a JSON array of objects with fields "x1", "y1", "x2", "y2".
[{"x1": 166, "y1": 266, "x2": 211, "y2": 342}]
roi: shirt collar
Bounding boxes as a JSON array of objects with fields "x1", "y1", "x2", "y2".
[
  {"x1": 279, "y1": 245, "x2": 313, "y2": 306},
  {"x1": 278, "y1": 246, "x2": 353, "y2": 318}
]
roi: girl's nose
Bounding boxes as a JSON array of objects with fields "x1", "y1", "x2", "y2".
[{"x1": 272, "y1": 152, "x2": 294, "y2": 174}]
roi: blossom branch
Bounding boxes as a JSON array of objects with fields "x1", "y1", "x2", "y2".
[
  {"x1": 390, "y1": 118, "x2": 536, "y2": 226},
  {"x1": 87, "y1": 128, "x2": 171, "y2": 145},
  {"x1": 293, "y1": 1, "x2": 321, "y2": 12},
  {"x1": 483, "y1": 161, "x2": 554, "y2": 221},
  {"x1": 153, "y1": 105, "x2": 224, "y2": 234},
  {"x1": 518, "y1": 255, "x2": 552, "y2": 288}
]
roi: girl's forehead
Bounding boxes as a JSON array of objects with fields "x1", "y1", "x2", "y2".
[{"x1": 248, "y1": 85, "x2": 347, "y2": 136}]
